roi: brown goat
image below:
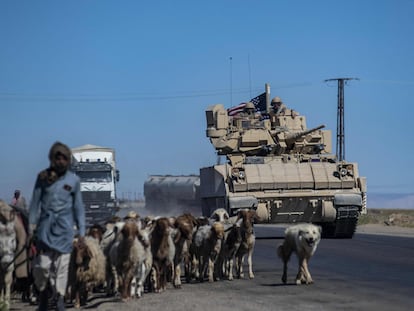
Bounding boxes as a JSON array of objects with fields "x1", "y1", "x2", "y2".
[
  {"x1": 217, "y1": 219, "x2": 243, "y2": 280},
  {"x1": 150, "y1": 217, "x2": 175, "y2": 293},
  {"x1": 235, "y1": 209, "x2": 256, "y2": 279},
  {"x1": 68, "y1": 237, "x2": 106, "y2": 308},
  {"x1": 113, "y1": 221, "x2": 142, "y2": 300},
  {"x1": 86, "y1": 224, "x2": 105, "y2": 243},
  {"x1": 173, "y1": 213, "x2": 198, "y2": 287}
]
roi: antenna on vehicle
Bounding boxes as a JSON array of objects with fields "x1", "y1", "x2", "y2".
[{"x1": 248, "y1": 54, "x2": 252, "y2": 98}]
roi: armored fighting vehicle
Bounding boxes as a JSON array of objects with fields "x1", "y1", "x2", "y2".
[{"x1": 200, "y1": 84, "x2": 367, "y2": 238}]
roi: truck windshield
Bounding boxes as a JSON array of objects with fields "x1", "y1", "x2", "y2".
[{"x1": 77, "y1": 171, "x2": 112, "y2": 182}]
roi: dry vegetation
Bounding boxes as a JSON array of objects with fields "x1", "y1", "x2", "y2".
[{"x1": 358, "y1": 208, "x2": 414, "y2": 228}]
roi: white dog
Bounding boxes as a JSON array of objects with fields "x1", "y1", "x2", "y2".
[{"x1": 277, "y1": 223, "x2": 321, "y2": 285}]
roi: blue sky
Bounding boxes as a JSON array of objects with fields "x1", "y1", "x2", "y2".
[{"x1": 0, "y1": 1, "x2": 413, "y2": 205}]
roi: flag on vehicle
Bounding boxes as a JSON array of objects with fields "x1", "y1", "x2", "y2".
[
  {"x1": 250, "y1": 92, "x2": 267, "y2": 112},
  {"x1": 227, "y1": 103, "x2": 247, "y2": 116},
  {"x1": 227, "y1": 92, "x2": 267, "y2": 116}
]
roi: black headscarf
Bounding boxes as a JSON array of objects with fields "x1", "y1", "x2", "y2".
[
  {"x1": 48, "y1": 141, "x2": 71, "y2": 163},
  {"x1": 38, "y1": 141, "x2": 72, "y2": 186}
]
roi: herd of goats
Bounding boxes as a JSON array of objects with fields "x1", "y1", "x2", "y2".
[{"x1": 0, "y1": 200, "x2": 322, "y2": 310}]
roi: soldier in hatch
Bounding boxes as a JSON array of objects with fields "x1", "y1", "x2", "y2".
[
  {"x1": 270, "y1": 96, "x2": 287, "y2": 116},
  {"x1": 242, "y1": 102, "x2": 257, "y2": 119}
]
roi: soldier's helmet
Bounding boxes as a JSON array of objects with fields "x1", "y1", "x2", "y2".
[
  {"x1": 244, "y1": 102, "x2": 255, "y2": 110},
  {"x1": 271, "y1": 96, "x2": 282, "y2": 105}
]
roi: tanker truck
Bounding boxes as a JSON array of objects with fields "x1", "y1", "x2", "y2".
[
  {"x1": 144, "y1": 175, "x2": 200, "y2": 216},
  {"x1": 200, "y1": 84, "x2": 367, "y2": 238},
  {"x1": 71, "y1": 144, "x2": 120, "y2": 226}
]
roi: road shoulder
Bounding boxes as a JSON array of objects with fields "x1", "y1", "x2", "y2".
[{"x1": 356, "y1": 224, "x2": 414, "y2": 237}]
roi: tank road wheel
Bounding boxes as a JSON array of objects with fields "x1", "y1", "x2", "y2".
[
  {"x1": 333, "y1": 217, "x2": 358, "y2": 239},
  {"x1": 319, "y1": 219, "x2": 357, "y2": 239},
  {"x1": 318, "y1": 205, "x2": 359, "y2": 239},
  {"x1": 319, "y1": 223, "x2": 336, "y2": 239}
]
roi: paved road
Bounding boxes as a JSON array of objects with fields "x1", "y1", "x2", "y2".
[{"x1": 10, "y1": 224, "x2": 414, "y2": 311}]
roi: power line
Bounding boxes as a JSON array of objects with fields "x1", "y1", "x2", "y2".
[
  {"x1": 0, "y1": 81, "x2": 316, "y2": 102},
  {"x1": 362, "y1": 79, "x2": 414, "y2": 85},
  {"x1": 0, "y1": 88, "x2": 263, "y2": 102},
  {"x1": 2, "y1": 78, "x2": 413, "y2": 103}
]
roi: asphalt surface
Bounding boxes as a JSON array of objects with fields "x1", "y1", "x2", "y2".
[{"x1": 9, "y1": 223, "x2": 414, "y2": 311}]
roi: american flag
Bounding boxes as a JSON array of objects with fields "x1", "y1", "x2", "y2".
[{"x1": 227, "y1": 92, "x2": 267, "y2": 116}]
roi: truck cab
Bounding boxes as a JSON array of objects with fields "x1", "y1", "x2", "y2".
[{"x1": 71, "y1": 144, "x2": 120, "y2": 226}]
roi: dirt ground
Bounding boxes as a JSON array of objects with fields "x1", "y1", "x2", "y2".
[{"x1": 357, "y1": 208, "x2": 414, "y2": 237}]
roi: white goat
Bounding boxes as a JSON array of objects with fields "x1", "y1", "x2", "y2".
[{"x1": 192, "y1": 222, "x2": 225, "y2": 282}]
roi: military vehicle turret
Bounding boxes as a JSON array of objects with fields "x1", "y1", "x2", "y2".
[{"x1": 200, "y1": 84, "x2": 367, "y2": 238}]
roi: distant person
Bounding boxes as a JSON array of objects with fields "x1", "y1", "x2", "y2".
[
  {"x1": 10, "y1": 190, "x2": 29, "y2": 250},
  {"x1": 29, "y1": 141, "x2": 85, "y2": 311},
  {"x1": 10, "y1": 189, "x2": 29, "y2": 236},
  {"x1": 11, "y1": 189, "x2": 27, "y2": 213},
  {"x1": 243, "y1": 102, "x2": 257, "y2": 119},
  {"x1": 271, "y1": 96, "x2": 287, "y2": 116}
]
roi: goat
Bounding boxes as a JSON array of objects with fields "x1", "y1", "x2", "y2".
[
  {"x1": 130, "y1": 221, "x2": 153, "y2": 298},
  {"x1": 235, "y1": 209, "x2": 256, "y2": 279},
  {"x1": 150, "y1": 217, "x2": 175, "y2": 293},
  {"x1": 68, "y1": 236, "x2": 106, "y2": 308},
  {"x1": 172, "y1": 213, "x2": 198, "y2": 287},
  {"x1": 218, "y1": 218, "x2": 243, "y2": 281},
  {"x1": 101, "y1": 219, "x2": 124, "y2": 296},
  {"x1": 192, "y1": 222, "x2": 224, "y2": 282},
  {"x1": 87, "y1": 224, "x2": 105, "y2": 244},
  {"x1": 209, "y1": 208, "x2": 230, "y2": 224},
  {"x1": 108, "y1": 220, "x2": 149, "y2": 300}
]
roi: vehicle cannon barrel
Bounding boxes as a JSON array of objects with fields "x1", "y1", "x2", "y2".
[{"x1": 285, "y1": 124, "x2": 325, "y2": 142}]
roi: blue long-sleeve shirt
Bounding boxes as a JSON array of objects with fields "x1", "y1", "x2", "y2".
[{"x1": 29, "y1": 170, "x2": 85, "y2": 254}]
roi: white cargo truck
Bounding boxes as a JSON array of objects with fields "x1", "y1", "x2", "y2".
[{"x1": 71, "y1": 144, "x2": 120, "y2": 225}]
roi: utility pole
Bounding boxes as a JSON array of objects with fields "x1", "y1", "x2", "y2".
[
  {"x1": 324, "y1": 77, "x2": 359, "y2": 162},
  {"x1": 229, "y1": 57, "x2": 233, "y2": 106}
]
